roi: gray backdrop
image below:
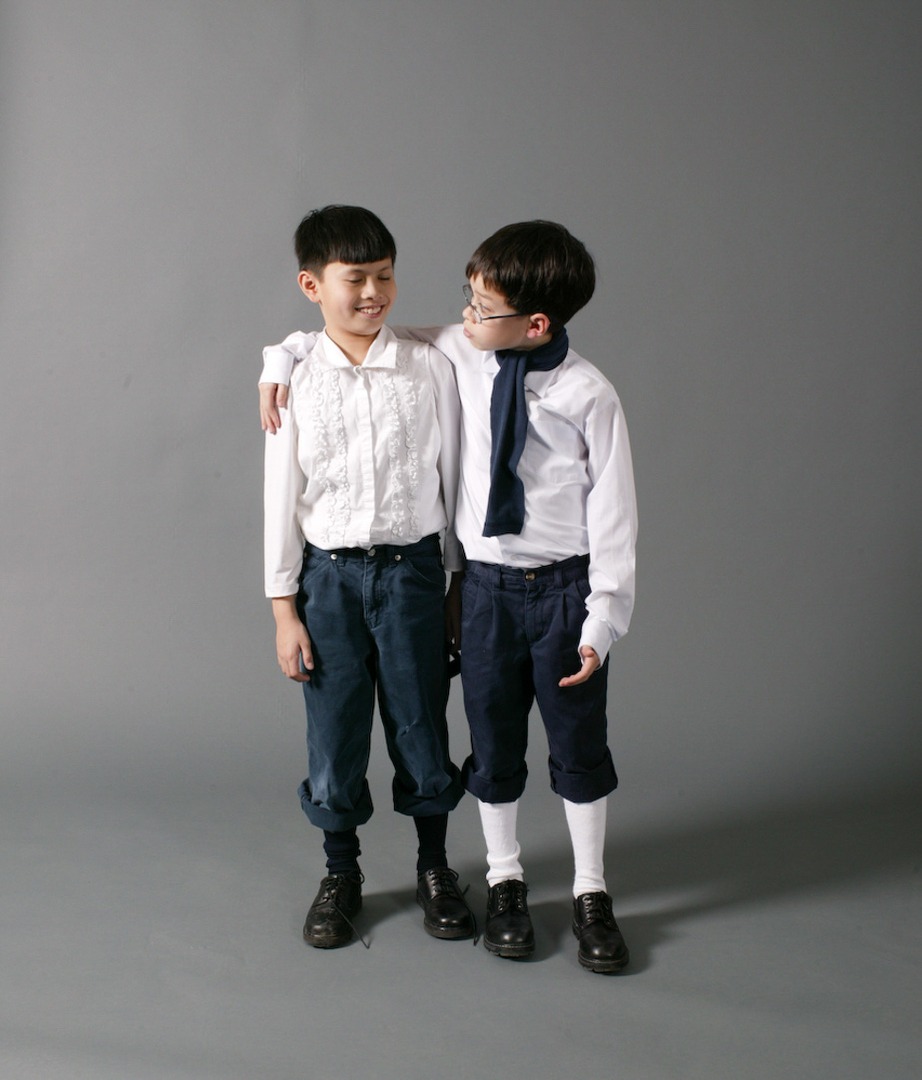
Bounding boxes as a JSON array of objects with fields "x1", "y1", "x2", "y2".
[
  {"x1": 2, "y1": 3, "x2": 921, "y2": 1078},
  {"x1": 3, "y1": 0, "x2": 919, "y2": 819}
]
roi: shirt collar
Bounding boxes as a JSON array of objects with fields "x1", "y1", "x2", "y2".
[
  {"x1": 481, "y1": 347, "x2": 568, "y2": 397},
  {"x1": 318, "y1": 324, "x2": 398, "y2": 369}
]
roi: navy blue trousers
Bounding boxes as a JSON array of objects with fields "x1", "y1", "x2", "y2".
[
  {"x1": 459, "y1": 554, "x2": 618, "y2": 804},
  {"x1": 296, "y1": 535, "x2": 463, "y2": 832}
]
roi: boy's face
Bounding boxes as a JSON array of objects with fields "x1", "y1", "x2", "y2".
[
  {"x1": 298, "y1": 259, "x2": 397, "y2": 347},
  {"x1": 462, "y1": 274, "x2": 548, "y2": 352}
]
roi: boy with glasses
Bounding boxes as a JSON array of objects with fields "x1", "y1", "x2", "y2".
[{"x1": 260, "y1": 221, "x2": 637, "y2": 973}]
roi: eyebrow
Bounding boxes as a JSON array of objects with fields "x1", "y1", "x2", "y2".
[{"x1": 339, "y1": 261, "x2": 393, "y2": 274}]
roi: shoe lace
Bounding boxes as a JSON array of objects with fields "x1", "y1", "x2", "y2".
[
  {"x1": 335, "y1": 905, "x2": 370, "y2": 950},
  {"x1": 493, "y1": 879, "x2": 528, "y2": 915},
  {"x1": 579, "y1": 891, "x2": 615, "y2": 927},
  {"x1": 424, "y1": 867, "x2": 461, "y2": 896},
  {"x1": 322, "y1": 873, "x2": 370, "y2": 950}
]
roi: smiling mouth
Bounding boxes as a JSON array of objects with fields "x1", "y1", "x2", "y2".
[{"x1": 356, "y1": 305, "x2": 385, "y2": 317}]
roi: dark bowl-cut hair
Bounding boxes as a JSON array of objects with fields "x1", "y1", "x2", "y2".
[
  {"x1": 294, "y1": 205, "x2": 397, "y2": 273},
  {"x1": 465, "y1": 220, "x2": 595, "y2": 330}
]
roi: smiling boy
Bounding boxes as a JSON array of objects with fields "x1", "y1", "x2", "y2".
[
  {"x1": 264, "y1": 205, "x2": 473, "y2": 949},
  {"x1": 262, "y1": 220, "x2": 637, "y2": 973}
]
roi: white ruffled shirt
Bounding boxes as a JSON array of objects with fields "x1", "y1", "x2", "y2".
[
  {"x1": 261, "y1": 324, "x2": 637, "y2": 660},
  {"x1": 264, "y1": 326, "x2": 462, "y2": 598}
]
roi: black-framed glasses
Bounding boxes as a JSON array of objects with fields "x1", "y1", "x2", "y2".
[{"x1": 462, "y1": 284, "x2": 528, "y2": 324}]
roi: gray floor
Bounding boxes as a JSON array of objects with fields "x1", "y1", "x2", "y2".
[{"x1": 4, "y1": 739, "x2": 920, "y2": 1080}]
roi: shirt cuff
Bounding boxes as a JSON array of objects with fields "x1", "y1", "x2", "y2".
[
  {"x1": 259, "y1": 346, "x2": 294, "y2": 386},
  {"x1": 579, "y1": 615, "x2": 616, "y2": 665},
  {"x1": 265, "y1": 575, "x2": 300, "y2": 598}
]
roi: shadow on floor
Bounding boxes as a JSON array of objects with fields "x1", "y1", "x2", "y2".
[{"x1": 515, "y1": 781, "x2": 922, "y2": 972}]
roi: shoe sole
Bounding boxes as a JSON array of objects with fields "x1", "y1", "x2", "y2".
[
  {"x1": 303, "y1": 930, "x2": 354, "y2": 949},
  {"x1": 483, "y1": 938, "x2": 535, "y2": 959},
  {"x1": 422, "y1": 921, "x2": 475, "y2": 940},
  {"x1": 576, "y1": 950, "x2": 629, "y2": 973}
]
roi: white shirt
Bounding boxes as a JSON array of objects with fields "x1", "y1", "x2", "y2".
[
  {"x1": 264, "y1": 326, "x2": 462, "y2": 598},
  {"x1": 261, "y1": 324, "x2": 636, "y2": 660}
]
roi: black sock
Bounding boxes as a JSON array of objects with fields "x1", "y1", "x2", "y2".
[
  {"x1": 322, "y1": 828, "x2": 361, "y2": 875},
  {"x1": 414, "y1": 813, "x2": 449, "y2": 875}
]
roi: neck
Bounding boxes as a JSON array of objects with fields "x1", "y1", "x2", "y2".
[
  {"x1": 524, "y1": 330, "x2": 554, "y2": 351},
  {"x1": 325, "y1": 327, "x2": 380, "y2": 366},
  {"x1": 503, "y1": 330, "x2": 554, "y2": 354}
]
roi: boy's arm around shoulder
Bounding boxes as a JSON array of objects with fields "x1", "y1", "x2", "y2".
[
  {"x1": 259, "y1": 331, "x2": 319, "y2": 433},
  {"x1": 391, "y1": 324, "x2": 467, "y2": 367}
]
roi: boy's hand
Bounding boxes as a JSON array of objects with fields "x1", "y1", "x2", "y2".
[
  {"x1": 558, "y1": 646, "x2": 600, "y2": 688},
  {"x1": 276, "y1": 619, "x2": 314, "y2": 682},
  {"x1": 272, "y1": 598, "x2": 314, "y2": 682},
  {"x1": 260, "y1": 383, "x2": 289, "y2": 434}
]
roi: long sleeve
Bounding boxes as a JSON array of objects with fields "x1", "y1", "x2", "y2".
[
  {"x1": 264, "y1": 400, "x2": 306, "y2": 597},
  {"x1": 579, "y1": 391, "x2": 638, "y2": 660}
]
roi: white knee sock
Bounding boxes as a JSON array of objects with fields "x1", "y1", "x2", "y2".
[
  {"x1": 478, "y1": 800, "x2": 524, "y2": 887},
  {"x1": 564, "y1": 796, "x2": 608, "y2": 897}
]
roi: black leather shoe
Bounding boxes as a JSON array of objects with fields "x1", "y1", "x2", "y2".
[
  {"x1": 416, "y1": 867, "x2": 475, "y2": 939},
  {"x1": 572, "y1": 891, "x2": 629, "y2": 973},
  {"x1": 484, "y1": 879, "x2": 534, "y2": 958},
  {"x1": 303, "y1": 872, "x2": 363, "y2": 949}
]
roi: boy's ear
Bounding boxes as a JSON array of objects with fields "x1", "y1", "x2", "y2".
[
  {"x1": 297, "y1": 269, "x2": 322, "y2": 304},
  {"x1": 525, "y1": 312, "x2": 553, "y2": 339}
]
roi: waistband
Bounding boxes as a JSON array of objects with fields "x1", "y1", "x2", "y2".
[
  {"x1": 464, "y1": 552, "x2": 589, "y2": 587},
  {"x1": 305, "y1": 533, "x2": 441, "y2": 562}
]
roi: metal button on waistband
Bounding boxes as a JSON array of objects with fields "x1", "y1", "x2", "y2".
[
  {"x1": 368, "y1": 547, "x2": 376, "y2": 557},
  {"x1": 330, "y1": 553, "x2": 338, "y2": 560},
  {"x1": 524, "y1": 571, "x2": 536, "y2": 581},
  {"x1": 394, "y1": 553, "x2": 402, "y2": 561}
]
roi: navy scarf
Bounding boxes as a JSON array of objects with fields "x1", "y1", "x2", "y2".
[{"x1": 482, "y1": 329, "x2": 569, "y2": 537}]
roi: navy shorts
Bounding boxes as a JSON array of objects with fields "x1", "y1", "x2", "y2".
[{"x1": 459, "y1": 554, "x2": 617, "y2": 804}]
